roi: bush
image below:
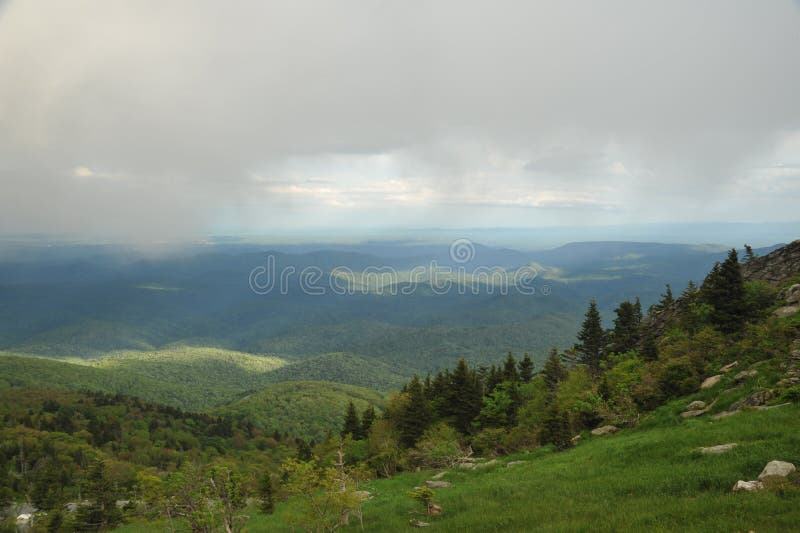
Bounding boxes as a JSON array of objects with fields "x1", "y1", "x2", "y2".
[
  {"x1": 407, "y1": 423, "x2": 466, "y2": 468},
  {"x1": 657, "y1": 357, "x2": 701, "y2": 400},
  {"x1": 471, "y1": 428, "x2": 508, "y2": 456}
]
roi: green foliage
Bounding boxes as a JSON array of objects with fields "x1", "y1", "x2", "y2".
[
  {"x1": 700, "y1": 249, "x2": 747, "y2": 334},
  {"x1": 408, "y1": 486, "x2": 436, "y2": 515},
  {"x1": 259, "y1": 473, "x2": 275, "y2": 514},
  {"x1": 408, "y1": 423, "x2": 465, "y2": 469},
  {"x1": 609, "y1": 300, "x2": 641, "y2": 354},
  {"x1": 575, "y1": 300, "x2": 605, "y2": 374},
  {"x1": 518, "y1": 353, "x2": 534, "y2": 383},
  {"x1": 341, "y1": 401, "x2": 362, "y2": 440}
]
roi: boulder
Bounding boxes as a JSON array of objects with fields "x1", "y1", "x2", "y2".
[
  {"x1": 732, "y1": 480, "x2": 764, "y2": 492},
  {"x1": 687, "y1": 400, "x2": 707, "y2": 411},
  {"x1": 425, "y1": 480, "x2": 452, "y2": 488},
  {"x1": 774, "y1": 305, "x2": 800, "y2": 318},
  {"x1": 699, "y1": 443, "x2": 737, "y2": 454},
  {"x1": 734, "y1": 370, "x2": 758, "y2": 382},
  {"x1": 458, "y1": 463, "x2": 476, "y2": 469},
  {"x1": 591, "y1": 425, "x2": 619, "y2": 436},
  {"x1": 758, "y1": 460, "x2": 796, "y2": 480},
  {"x1": 729, "y1": 390, "x2": 774, "y2": 412},
  {"x1": 506, "y1": 460, "x2": 527, "y2": 467},
  {"x1": 700, "y1": 375, "x2": 723, "y2": 390},
  {"x1": 785, "y1": 283, "x2": 800, "y2": 305},
  {"x1": 720, "y1": 361, "x2": 739, "y2": 373}
]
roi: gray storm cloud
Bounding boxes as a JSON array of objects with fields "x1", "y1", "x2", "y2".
[{"x1": 0, "y1": 0, "x2": 799, "y2": 239}]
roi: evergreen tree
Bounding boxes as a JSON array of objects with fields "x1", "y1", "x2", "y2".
[
  {"x1": 447, "y1": 359, "x2": 483, "y2": 434},
  {"x1": 640, "y1": 330, "x2": 659, "y2": 361},
  {"x1": 74, "y1": 459, "x2": 122, "y2": 531},
  {"x1": 518, "y1": 353, "x2": 534, "y2": 383},
  {"x1": 503, "y1": 352, "x2": 519, "y2": 382},
  {"x1": 542, "y1": 348, "x2": 567, "y2": 398},
  {"x1": 486, "y1": 365, "x2": 503, "y2": 393},
  {"x1": 539, "y1": 403, "x2": 572, "y2": 450},
  {"x1": 398, "y1": 375, "x2": 431, "y2": 447},
  {"x1": 701, "y1": 249, "x2": 747, "y2": 334},
  {"x1": 258, "y1": 473, "x2": 275, "y2": 514},
  {"x1": 609, "y1": 300, "x2": 640, "y2": 354},
  {"x1": 341, "y1": 401, "x2": 362, "y2": 439},
  {"x1": 575, "y1": 300, "x2": 605, "y2": 374},
  {"x1": 296, "y1": 438, "x2": 313, "y2": 461},
  {"x1": 361, "y1": 404, "x2": 376, "y2": 436},
  {"x1": 633, "y1": 297, "x2": 643, "y2": 326},
  {"x1": 744, "y1": 244, "x2": 755, "y2": 263},
  {"x1": 660, "y1": 284, "x2": 674, "y2": 308}
]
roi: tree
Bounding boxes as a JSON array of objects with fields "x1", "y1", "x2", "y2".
[
  {"x1": 446, "y1": 359, "x2": 483, "y2": 434},
  {"x1": 640, "y1": 330, "x2": 659, "y2": 361},
  {"x1": 609, "y1": 300, "x2": 640, "y2": 354},
  {"x1": 258, "y1": 473, "x2": 275, "y2": 514},
  {"x1": 518, "y1": 353, "x2": 534, "y2": 383},
  {"x1": 341, "y1": 401, "x2": 362, "y2": 440},
  {"x1": 539, "y1": 403, "x2": 572, "y2": 450},
  {"x1": 701, "y1": 249, "x2": 747, "y2": 334},
  {"x1": 744, "y1": 244, "x2": 755, "y2": 263},
  {"x1": 205, "y1": 466, "x2": 248, "y2": 533},
  {"x1": 397, "y1": 375, "x2": 431, "y2": 447},
  {"x1": 502, "y1": 352, "x2": 519, "y2": 382},
  {"x1": 361, "y1": 405, "x2": 376, "y2": 436},
  {"x1": 74, "y1": 458, "x2": 123, "y2": 531},
  {"x1": 575, "y1": 300, "x2": 605, "y2": 374},
  {"x1": 542, "y1": 348, "x2": 567, "y2": 399}
]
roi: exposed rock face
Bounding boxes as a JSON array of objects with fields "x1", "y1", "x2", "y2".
[
  {"x1": 733, "y1": 480, "x2": 764, "y2": 492},
  {"x1": 733, "y1": 370, "x2": 758, "y2": 382},
  {"x1": 729, "y1": 390, "x2": 774, "y2": 412},
  {"x1": 786, "y1": 284, "x2": 800, "y2": 304},
  {"x1": 700, "y1": 375, "x2": 723, "y2": 389},
  {"x1": 758, "y1": 461, "x2": 796, "y2": 480},
  {"x1": 699, "y1": 443, "x2": 737, "y2": 454},
  {"x1": 741, "y1": 240, "x2": 800, "y2": 287},
  {"x1": 591, "y1": 425, "x2": 619, "y2": 436},
  {"x1": 687, "y1": 400, "x2": 707, "y2": 411}
]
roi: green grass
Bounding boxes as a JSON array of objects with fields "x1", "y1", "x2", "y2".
[{"x1": 119, "y1": 403, "x2": 800, "y2": 532}]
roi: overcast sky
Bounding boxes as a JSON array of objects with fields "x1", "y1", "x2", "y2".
[{"x1": 1, "y1": 1, "x2": 799, "y2": 241}]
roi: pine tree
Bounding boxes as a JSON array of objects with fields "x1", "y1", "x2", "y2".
[
  {"x1": 640, "y1": 330, "x2": 659, "y2": 361},
  {"x1": 296, "y1": 438, "x2": 312, "y2": 461},
  {"x1": 633, "y1": 297, "x2": 643, "y2": 326},
  {"x1": 398, "y1": 375, "x2": 431, "y2": 447},
  {"x1": 75, "y1": 459, "x2": 122, "y2": 531},
  {"x1": 518, "y1": 353, "x2": 534, "y2": 383},
  {"x1": 540, "y1": 403, "x2": 572, "y2": 450},
  {"x1": 542, "y1": 348, "x2": 567, "y2": 398},
  {"x1": 503, "y1": 352, "x2": 519, "y2": 382},
  {"x1": 361, "y1": 404, "x2": 376, "y2": 436},
  {"x1": 341, "y1": 401, "x2": 362, "y2": 439},
  {"x1": 744, "y1": 244, "x2": 755, "y2": 263},
  {"x1": 575, "y1": 300, "x2": 605, "y2": 374},
  {"x1": 258, "y1": 473, "x2": 275, "y2": 514},
  {"x1": 660, "y1": 284, "x2": 674, "y2": 308},
  {"x1": 447, "y1": 359, "x2": 483, "y2": 434},
  {"x1": 609, "y1": 300, "x2": 640, "y2": 354},
  {"x1": 701, "y1": 249, "x2": 747, "y2": 334}
]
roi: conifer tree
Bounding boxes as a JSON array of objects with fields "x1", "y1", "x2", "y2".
[
  {"x1": 75, "y1": 459, "x2": 122, "y2": 531},
  {"x1": 744, "y1": 244, "x2": 755, "y2": 263},
  {"x1": 503, "y1": 352, "x2": 519, "y2": 382},
  {"x1": 361, "y1": 404, "x2": 376, "y2": 436},
  {"x1": 398, "y1": 375, "x2": 431, "y2": 447},
  {"x1": 542, "y1": 348, "x2": 567, "y2": 398},
  {"x1": 259, "y1": 473, "x2": 275, "y2": 514},
  {"x1": 540, "y1": 403, "x2": 572, "y2": 450},
  {"x1": 447, "y1": 359, "x2": 483, "y2": 434},
  {"x1": 341, "y1": 401, "x2": 362, "y2": 439},
  {"x1": 640, "y1": 330, "x2": 658, "y2": 361},
  {"x1": 701, "y1": 248, "x2": 747, "y2": 334},
  {"x1": 575, "y1": 300, "x2": 605, "y2": 374},
  {"x1": 518, "y1": 353, "x2": 534, "y2": 383},
  {"x1": 609, "y1": 300, "x2": 640, "y2": 354}
]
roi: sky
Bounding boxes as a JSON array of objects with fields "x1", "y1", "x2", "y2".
[{"x1": 1, "y1": 0, "x2": 799, "y2": 242}]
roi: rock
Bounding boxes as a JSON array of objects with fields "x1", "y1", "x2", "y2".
[
  {"x1": 700, "y1": 375, "x2": 723, "y2": 390},
  {"x1": 774, "y1": 305, "x2": 800, "y2": 318},
  {"x1": 680, "y1": 409, "x2": 708, "y2": 418},
  {"x1": 785, "y1": 283, "x2": 800, "y2": 305},
  {"x1": 506, "y1": 460, "x2": 527, "y2": 467},
  {"x1": 571, "y1": 434, "x2": 582, "y2": 444},
  {"x1": 410, "y1": 519, "x2": 431, "y2": 527},
  {"x1": 687, "y1": 400, "x2": 707, "y2": 410},
  {"x1": 720, "y1": 361, "x2": 739, "y2": 373},
  {"x1": 474, "y1": 459, "x2": 498, "y2": 469},
  {"x1": 591, "y1": 425, "x2": 619, "y2": 436},
  {"x1": 758, "y1": 460, "x2": 796, "y2": 480},
  {"x1": 458, "y1": 462, "x2": 476, "y2": 469},
  {"x1": 429, "y1": 504, "x2": 443, "y2": 515},
  {"x1": 734, "y1": 370, "x2": 758, "y2": 382},
  {"x1": 16, "y1": 514, "x2": 32, "y2": 524},
  {"x1": 425, "y1": 480, "x2": 452, "y2": 488},
  {"x1": 729, "y1": 390, "x2": 774, "y2": 412},
  {"x1": 699, "y1": 443, "x2": 737, "y2": 454},
  {"x1": 732, "y1": 480, "x2": 764, "y2": 492},
  {"x1": 431, "y1": 471, "x2": 446, "y2": 480}
]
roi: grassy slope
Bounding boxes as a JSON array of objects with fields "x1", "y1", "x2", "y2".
[
  {"x1": 215, "y1": 381, "x2": 386, "y2": 441},
  {"x1": 249, "y1": 404, "x2": 798, "y2": 532},
  {"x1": 261, "y1": 352, "x2": 407, "y2": 391}
]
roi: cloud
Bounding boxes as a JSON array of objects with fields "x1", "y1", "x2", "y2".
[{"x1": 0, "y1": 0, "x2": 799, "y2": 240}]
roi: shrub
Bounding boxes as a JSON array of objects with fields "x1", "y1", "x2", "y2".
[
  {"x1": 471, "y1": 428, "x2": 508, "y2": 456},
  {"x1": 407, "y1": 423, "x2": 466, "y2": 468}
]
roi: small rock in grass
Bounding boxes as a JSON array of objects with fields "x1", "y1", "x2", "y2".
[
  {"x1": 591, "y1": 425, "x2": 619, "y2": 436},
  {"x1": 700, "y1": 375, "x2": 723, "y2": 390},
  {"x1": 699, "y1": 443, "x2": 737, "y2": 454},
  {"x1": 410, "y1": 519, "x2": 431, "y2": 527},
  {"x1": 431, "y1": 471, "x2": 446, "y2": 480},
  {"x1": 733, "y1": 480, "x2": 764, "y2": 492},
  {"x1": 734, "y1": 370, "x2": 758, "y2": 382},
  {"x1": 687, "y1": 400, "x2": 707, "y2": 411},
  {"x1": 425, "y1": 480, "x2": 452, "y2": 488},
  {"x1": 758, "y1": 460, "x2": 796, "y2": 480},
  {"x1": 506, "y1": 460, "x2": 527, "y2": 467},
  {"x1": 720, "y1": 361, "x2": 739, "y2": 373},
  {"x1": 474, "y1": 459, "x2": 498, "y2": 469}
]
